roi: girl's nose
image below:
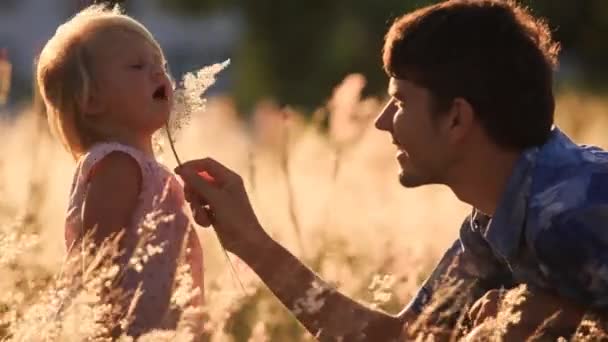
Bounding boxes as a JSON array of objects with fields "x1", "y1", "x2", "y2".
[{"x1": 152, "y1": 63, "x2": 165, "y2": 79}]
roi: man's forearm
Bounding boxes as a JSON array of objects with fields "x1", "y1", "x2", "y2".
[{"x1": 238, "y1": 235, "x2": 406, "y2": 341}]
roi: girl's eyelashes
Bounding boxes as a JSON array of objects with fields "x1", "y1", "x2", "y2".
[
  {"x1": 129, "y1": 53, "x2": 166, "y2": 71},
  {"x1": 130, "y1": 62, "x2": 145, "y2": 70}
]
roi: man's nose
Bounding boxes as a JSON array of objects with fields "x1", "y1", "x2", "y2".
[{"x1": 374, "y1": 100, "x2": 397, "y2": 132}]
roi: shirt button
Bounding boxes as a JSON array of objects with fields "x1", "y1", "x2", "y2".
[{"x1": 472, "y1": 220, "x2": 481, "y2": 231}]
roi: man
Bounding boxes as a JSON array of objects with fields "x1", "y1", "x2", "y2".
[{"x1": 177, "y1": 0, "x2": 607, "y2": 340}]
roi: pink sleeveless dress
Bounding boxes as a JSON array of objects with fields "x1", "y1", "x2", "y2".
[{"x1": 65, "y1": 142, "x2": 203, "y2": 335}]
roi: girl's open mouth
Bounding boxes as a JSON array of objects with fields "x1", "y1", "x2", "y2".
[{"x1": 153, "y1": 85, "x2": 168, "y2": 100}]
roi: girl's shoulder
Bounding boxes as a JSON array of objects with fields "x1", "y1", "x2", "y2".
[
  {"x1": 76, "y1": 142, "x2": 168, "y2": 181},
  {"x1": 72, "y1": 141, "x2": 184, "y2": 204},
  {"x1": 79, "y1": 142, "x2": 147, "y2": 171},
  {"x1": 69, "y1": 142, "x2": 163, "y2": 200},
  {"x1": 79, "y1": 142, "x2": 182, "y2": 198}
]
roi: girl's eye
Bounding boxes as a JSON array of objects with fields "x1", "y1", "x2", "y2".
[{"x1": 130, "y1": 63, "x2": 145, "y2": 70}]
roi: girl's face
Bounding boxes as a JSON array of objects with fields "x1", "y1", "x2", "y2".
[{"x1": 86, "y1": 28, "x2": 173, "y2": 137}]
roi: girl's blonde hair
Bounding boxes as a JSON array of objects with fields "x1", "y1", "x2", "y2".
[{"x1": 36, "y1": 5, "x2": 164, "y2": 159}]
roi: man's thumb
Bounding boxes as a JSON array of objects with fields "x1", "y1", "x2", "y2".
[{"x1": 176, "y1": 168, "x2": 219, "y2": 201}]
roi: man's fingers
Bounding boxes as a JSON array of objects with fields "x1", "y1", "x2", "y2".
[
  {"x1": 184, "y1": 186, "x2": 206, "y2": 206},
  {"x1": 185, "y1": 189, "x2": 195, "y2": 203},
  {"x1": 191, "y1": 204, "x2": 212, "y2": 227},
  {"x1": 176, "y1": 158, "x2": 238, "y2": 184},
  {"x1": 176, "y1": 166, "x2": 221, "y2": 203}
]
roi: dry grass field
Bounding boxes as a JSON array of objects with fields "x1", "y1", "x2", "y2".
[{"x1": 1, "y1": 74, "x2": 607, "y2": 340}]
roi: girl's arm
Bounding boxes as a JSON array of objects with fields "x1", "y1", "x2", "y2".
[
  {"x1": 82, "y1": 151, "x2": 167, "y2": 336},
  {"x1": 82, "y1": 151, "x2": 141, "y2": 246}
]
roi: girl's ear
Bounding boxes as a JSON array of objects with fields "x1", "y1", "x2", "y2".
[{"x1": 81, "y1": 88, "x2": 105, "y2": 117}]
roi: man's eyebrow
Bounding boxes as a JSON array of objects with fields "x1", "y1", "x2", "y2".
[
  {"x1": 390, "y1": 90, "x2": 406, "y2": 103},
  {"x1": 387, "y1": 84, "x2": 405, "y2": 102}
]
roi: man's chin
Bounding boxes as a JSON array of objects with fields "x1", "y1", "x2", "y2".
[{"x1": 398, "y1": 171, "x2": 428, "y2": 188}]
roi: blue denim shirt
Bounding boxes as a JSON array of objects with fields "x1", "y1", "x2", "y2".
[{"x1": 408, "y1": 127, "x2": 608, "y2": 313}]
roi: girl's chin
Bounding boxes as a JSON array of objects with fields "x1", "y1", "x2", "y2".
[
  {"x1": 154, "y1": 109, "x2": 171, "y2": 125},
  {"x1": 145, "y1": 116, "x2": 170, "y2": 134}
]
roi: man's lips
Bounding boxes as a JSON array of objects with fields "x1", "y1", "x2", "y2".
[{"x1": 392, "y1": 138, "x2": 408, "y2": 158}]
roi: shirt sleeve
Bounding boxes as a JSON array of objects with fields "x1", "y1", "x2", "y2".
[
  {"x1": 533, "y1": 205, "x2": 608, "y2": 309},
  {"x1": 406, "y1": 215, "x2": 512, "y2": 315}
]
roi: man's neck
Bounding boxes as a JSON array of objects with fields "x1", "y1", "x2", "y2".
[{"x1": 448, "y1": 148, "x2": 522, "y2": 216}]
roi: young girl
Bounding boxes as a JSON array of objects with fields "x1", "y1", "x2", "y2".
[{"x1": 36, "y1": 5, "x2": 203, "y2": 337}]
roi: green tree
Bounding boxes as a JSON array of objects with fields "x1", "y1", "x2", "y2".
[
  {"x1": 159, "y1": 0, "x2": 438, "y2": 111},
  {"x1": 159, "y1": 0, "x2": 608, "y2": 110}
]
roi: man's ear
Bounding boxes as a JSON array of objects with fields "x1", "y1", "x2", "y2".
[{"x1": 445, "y1": 97, "x2": 475, "y2": 143}]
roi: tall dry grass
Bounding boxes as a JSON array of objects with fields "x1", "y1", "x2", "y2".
[{"x1": 1, "y1": 74, "x2": 608, "y2": 340}]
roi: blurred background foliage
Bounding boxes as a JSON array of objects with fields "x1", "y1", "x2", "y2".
[
  {"x1": 148, "y1": 0, "x2": 608, "y2": 111},
  {"x1": 10, "y1": 0, "x2": 608, "y2": 112}
]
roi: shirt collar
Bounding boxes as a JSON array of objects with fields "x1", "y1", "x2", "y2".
[
  {"x1": 477, "y1": 129, "x2": 566, "y2": 261},
  {"x1": 480, "y1": 127, "x2": 580, "y2": 261}
]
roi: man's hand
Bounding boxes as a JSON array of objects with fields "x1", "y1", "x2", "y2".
[
  {"x1": 466, "y1": 286, "x2": 585, "y2": 341},
  {"x1": 177, "y1": 158, "x2": 407, "y2": 341},
  {"x1": 175, "y1": 158, "x2": 269, "y2": 255}
]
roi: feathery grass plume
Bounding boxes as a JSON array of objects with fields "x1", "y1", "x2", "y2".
[
  {"x1": 367, "y1": 273, "x2": 395, "y2": 310},
  {"x1": 528, "y1": 310, "x2": 568, "y2": 341},
  {"x1": 6, "y1": 232, "x2": 123, "y2": 341},
  {"x1": 6, "y1": 196, "x2": 204, "y2": 341},
  {"x1": 278, "y1": 107, "x2": 307, "y2": 257},
  {"x1": 573, "y1": 312, "x2": 608, "y2": 341},
  {"x1": 327, "y1": 73, "x2": 376, "y2": 178},
  {"x1": 248, "y1": 321, "x2": 269, "y2": 342},
  {"x1": 292, "y1": 279, "x2": 331, "y2": 317},
  {"x1": 0, "y1": 219, "x2": 43, "y2": 340},
  {"x1": 0, "y1": 228, "x2": 38, "y2": 266},
  {"x1": 459, "y1": 285, "x2": 532, "y2": 341},
  {"x1": 328, "y1": 73, "x2": 370, "y2": 148},
  {"x1": 162, "y1": 60, "x2": 248, "y2": 296},
  {"x1": 154, "y1": 59, "x2": 231, "y2": 165},
  {"x1": 488, "y1": 285, "x2": 526, "y2": 339},
  {"x1": 314, "y1": 74, "x2": 378, "y2": 255},
  {"x1": 405, "y1": 278, "x2": 476, "y2": 340},
  {"x1": 8, "y1": 186, "x2": 199, "y2": 340}
]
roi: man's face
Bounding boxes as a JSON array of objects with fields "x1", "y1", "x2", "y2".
[{"x1": 375, "y1": 78, "x2": 458, "y2": 188}]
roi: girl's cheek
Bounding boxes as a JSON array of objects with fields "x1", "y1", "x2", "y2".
[{"x1": 167, "y1": 86, "x2": 175, "y2": 102}]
